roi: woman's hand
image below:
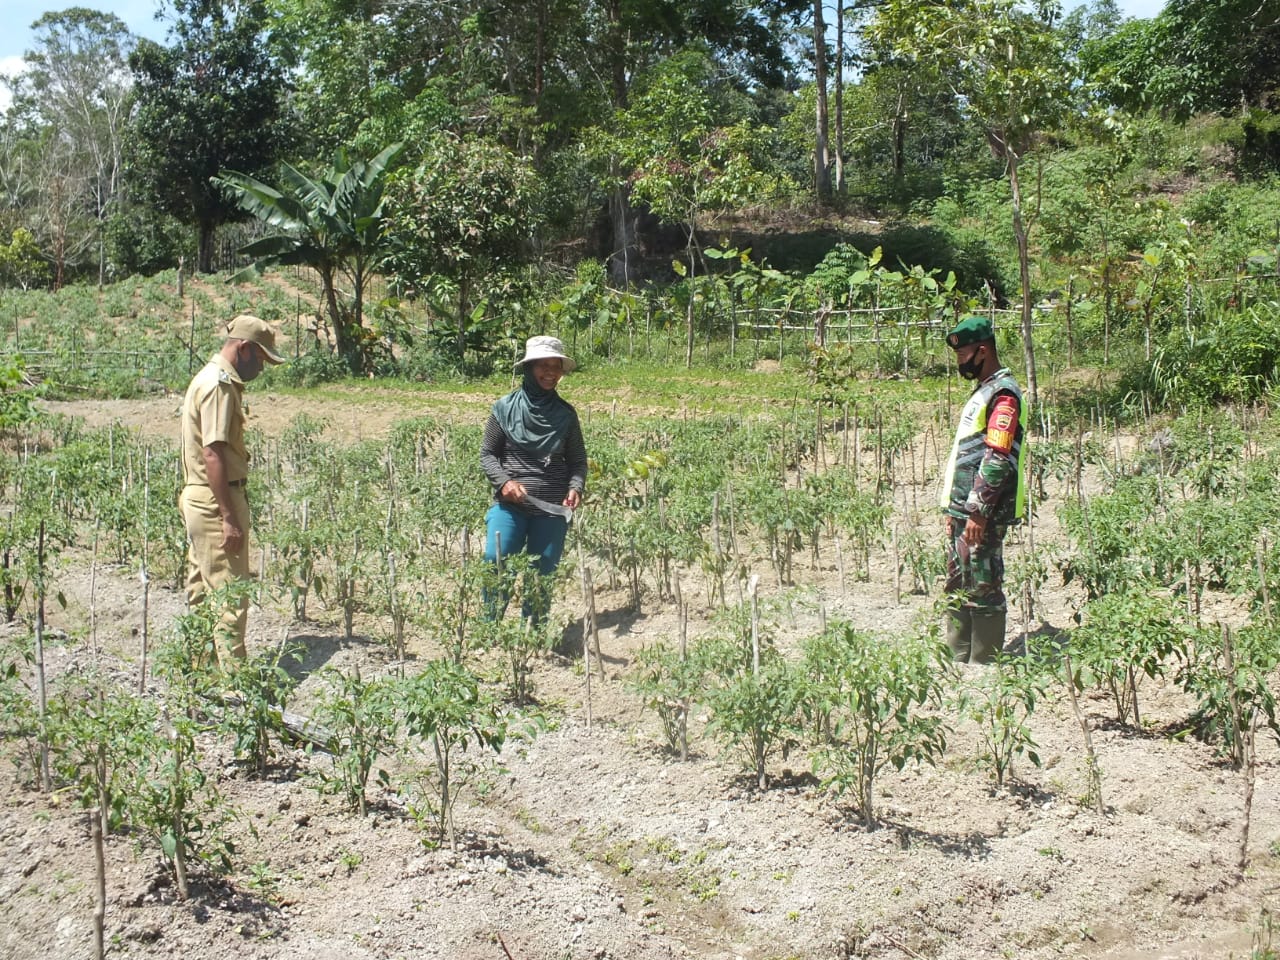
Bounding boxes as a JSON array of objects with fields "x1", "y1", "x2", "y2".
[
  {"x1": 563, "y1": 489, "x2": 581, "y2": 510},
  {"x1": 500, "y1": 480, "x2": 527, "y2": 503}
]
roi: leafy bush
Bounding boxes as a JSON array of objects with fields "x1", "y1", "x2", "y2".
[
  {"x1": 1133, "y1": 301, "x2": 1280, "y2": 408},
  {"x1": 1178, "y1": 623, "x2": 1280, "y2": 768},
  {"x1": 959, "y1": 653, "x2": 1048, "y2": 787},
  {"x1": 807, "y1": 621, "x2": 949, "y2": 826},
  {"x1": 1071, "y1": 585, "x2": 1190, "y2": 726}
]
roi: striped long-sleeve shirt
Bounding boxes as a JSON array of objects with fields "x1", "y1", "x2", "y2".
[{"x1": 480, "y1": 412, "x2": 587, "y2": 513}]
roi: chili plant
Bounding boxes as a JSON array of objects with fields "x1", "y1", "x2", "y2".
[
  {"x1": 810, "y1": 621, "x2": 949, "y2": 827},
  {"x1": 308, "y1": 666, "x2": 401, "y2": 815},
  {"x1": 1177, "y1": 622, "x2": 1280, "y2": 768},
  {"x1": 1072, "y1": 584, "x2": 1189, "y2": 727},
  {"x1": 959, "y1": 654, "x2": 1048, "y2": 788},
  {"x1": 477, "y1": 553, "x2": 563, "y2": 704},
  {"x1": 627, "y1": 640, "x2": 706, "y2": 757},
  {"x1": 219, "y1": 645, "x2": 303, "y2": 775},
  {"x1": 703, "y1": 643, "x2": 802, "y2": 791},
  {"x1": 400, "y1": 658, "x2": 509, "y2": 849},
  {"x1": 130, "y1": 705, "x2": 234, "y2": 898},
  {"x1": 0, "y1": 637, "x2": 41, "y2": 783},
  {"x1": 48, "y1": 674, "x2": 153, "y2": 837}
]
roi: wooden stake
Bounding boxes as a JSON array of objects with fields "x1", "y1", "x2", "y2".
[
  {"x1": 139, "y1": 448, "x2": 151, "y2": 694},
  {"x1": 675, "y1": 574, "x2": 689, "y2": 763},
  {"x1": 89, "y1": 518, "x2": 101, "y2": 660},
  {"x1": 35, "y1": 520, "x2": 51, "y2": 793},
  {"x1": 1062, "y1": 650, "x2": 1104, "y2": 816},
  {"x1": 1258, "y1": 539, "x2": 1271, "y2": 625},
  {"x1": 91, "y1": 803, "x2": 106, "y2": 960},
  {"x1": 891, "y1": 522, "x2": 901, "y2": 604},
  {"x1": 576, "y1": 539, "x2": 603, "y2": 682}
]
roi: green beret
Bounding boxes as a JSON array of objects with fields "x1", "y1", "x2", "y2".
[{"x1": 945, "y1": 315, "x2": 994, "y2": 349}]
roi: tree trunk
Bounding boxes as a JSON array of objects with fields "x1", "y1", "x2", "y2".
[
  {"x1": 604, "y1": 0, "x2": 639, "y2": 286},
  {"x1": 813, "y1": 1, "x2": 832, "y2": 200},
  {"x1": 834, "y1": 0, "x2": 845, "y2": 195},
  {"x1": 457, "y1": 271, "x2": 471, "y2": 359},
  {"x1": 1007, "y1": 153, "x2": 1039, "y2": 410},
  {"x1": 608, "y1": 180, "x2": 639, "y2": 287},
  {"x1": 197, "y1": 220, "x2": 216, "y2": 273},
  {"x1": 320, "y1": 267, "x2": 352, "y2": 366},
  {"x1": 892, "y1": 89, "x2": 906, "y2": 179}
]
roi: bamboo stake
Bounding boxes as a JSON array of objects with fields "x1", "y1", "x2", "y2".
[
  {"x1": 834, "y1": 534, "x2": 846, "y2": 600},
  {"x1": 1062, "y1": 650, "x2": 1104, "y2": 816},
  {"x1": 576, "y1": 539, "x2": 603, "y2": 682},
  {"x1": 139, "y1": 448, "x2": 151, "y2": 694},
  {"x1": 1239, "y1": 712, "x2": 1258, "y2": 880},
  {"x1": 1258, "y1": 539, "x2": 1271, "y2": 624},
  {"x1": 891, "y1": 523, "x2": 901, "y2": 604},
  {"x1": 1224, "y1": 625, "x2": 1244, "y2": 769},
  {"x1": 91, "y1": 801, "x2": 106, "y2": 960},
  {"x1": 35, "y1": 520, "x2": 51, "y2": 793},
  {"x1": 749, "y1": 574, "x2": 761, "y2": 677},
  {"x1": 842, "y1": 401, "x2": 849, "y2": 468},
  {"x1": 675, "y1": 574, "x2": 689, "y2": 762},
  {"x1": 727, "y1": 480, "x2": 744, "y2": 607},
  {"x1": 89, "y1": 518, "x2": 101, "y2": 659}
]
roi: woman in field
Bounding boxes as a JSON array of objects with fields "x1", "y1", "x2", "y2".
[{"x1": 480, "y1": 335, "x2": 587, "y2": 624}]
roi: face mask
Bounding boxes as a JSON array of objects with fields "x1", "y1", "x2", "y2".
[
  {"x1": 957, "y1": 347, "x2": 984, "y2": 381},
  {"x1": 235, "y1": 344, "x2": 264, "y2": 382}
]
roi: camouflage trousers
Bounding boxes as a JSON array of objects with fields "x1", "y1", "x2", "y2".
[{"x1": 943, "y1": 515, "x2": 1007, "y2": 612}]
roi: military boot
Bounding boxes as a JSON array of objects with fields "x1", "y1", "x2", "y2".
[
  {"x1": 969, "y1": 609, "x2": 1007, "y2": 664},
  {"x1": 944, "y1": 607, "x2": 972, "y2": 662}
]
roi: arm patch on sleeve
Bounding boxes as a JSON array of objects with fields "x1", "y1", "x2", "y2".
[{"x1": 985, "y1": 395, "x2": 1018, "y2": 453}]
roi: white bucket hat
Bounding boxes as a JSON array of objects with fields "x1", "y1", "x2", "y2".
[{"x1": 515, "y1": 335, "x2": 575, "y2": 373}]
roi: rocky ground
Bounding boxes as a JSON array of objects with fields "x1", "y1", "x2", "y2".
[{"x1": 1, "y1": 394, "x2": 1276, "y2": 960}]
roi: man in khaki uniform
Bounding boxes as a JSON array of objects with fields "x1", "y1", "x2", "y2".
[{"x1": 179, "y1": 314, "x2": 283, "y2": 666}]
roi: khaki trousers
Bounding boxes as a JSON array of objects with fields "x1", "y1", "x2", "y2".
[{"x1": 180, "y1": 484, "x2": 250, "y2": 666}]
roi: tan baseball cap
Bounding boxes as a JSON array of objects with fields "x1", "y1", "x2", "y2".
[{"x1": 225, "y1": 314, "x2": 285, "y2": 364}]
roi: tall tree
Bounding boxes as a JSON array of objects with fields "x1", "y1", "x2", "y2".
[
  {"x1": 383, "y1": 135, "x2": 543, "y2": 361},
  {"x1": 870, "y1": 0, "x2": 1076, "y2": 409},
  {"x1": 1082, "y1": 0, "x2": 1280, "y2": 117},
  {"x1": 594, "y1": 52, "x2": 784, "y2": 364},
  {"x1": 813, "y1": 1, "x2": 832, "y2": 199},
  {"x1": 127, "y1": 0, "x2": 289, "y2": 273},
  {"x1": 4, "y1": 8, "x2": 134, "y2": 286}
]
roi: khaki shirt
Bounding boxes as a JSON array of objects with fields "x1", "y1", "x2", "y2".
[{"x1": 180, "y1": 354, "x2": 249, "y2": 485}]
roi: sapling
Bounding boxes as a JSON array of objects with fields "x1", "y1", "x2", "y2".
[
  {"x1": 809, "y1": 621, "x2": 949, "y2": 826},
  {"x1": 309, "y1": 665, "x2": 400, "y2": 816},
  {"x1": 627, "y1": 640, "x2": 705, "y2": 757},
  {"x1": 400, "y1": 658, "x2": 509, "y2": 849},
  {"x1": 960, "y1": 653, "x2": 1047, "y2": 788}
]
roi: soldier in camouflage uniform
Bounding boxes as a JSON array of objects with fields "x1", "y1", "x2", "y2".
[{"x1": 938, "y1": 316, "x2": 1028, "y2": 664}]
